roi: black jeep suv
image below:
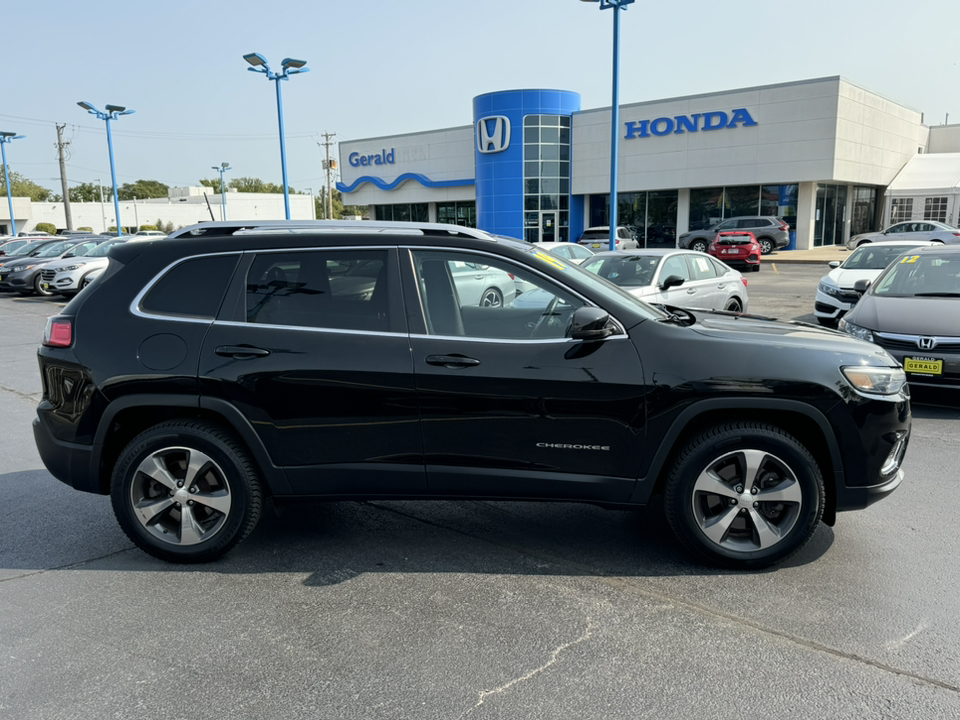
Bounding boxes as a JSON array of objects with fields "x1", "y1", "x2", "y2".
[{"x1": 33, "y1": 221, "x2": 911, "y2": 569}]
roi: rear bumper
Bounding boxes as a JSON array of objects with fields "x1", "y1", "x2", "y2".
[{"x1": 33, "y1": 414, "x2": 102, "y2": 495}]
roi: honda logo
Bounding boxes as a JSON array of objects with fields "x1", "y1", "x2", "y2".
[
  {"x1": 917, "y1": 337, "x2": 938, "y2": 350},
  {"x1": 477, "y1": 116, "x2": 511, "y2": 154}
]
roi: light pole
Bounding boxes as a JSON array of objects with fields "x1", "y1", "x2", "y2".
[
  {"x1": 78, "y1": 102, "x2": 134, "y2": 236},
  {"x1": 582, "y1": 0, "x2": 634, "y2": 251},
  {"x1": 243, "y1": 53, "x2": 309, "y2": 220},
  {"x1": 212, "y1": 162, "x2": 231, "y2": 220},
  {"x1": 94, "y1": 179, "x2": 107, "y2": 234},
  {"x1": 0, "y1": 131, "x2": 24, "y2": 237}
]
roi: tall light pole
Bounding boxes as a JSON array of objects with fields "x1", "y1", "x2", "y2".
[
  {"x1": 94, "y1": 179, "x2": 107, "y2": 234},
  {"x1": 0, "y1": 131, "x2": 24, "y2": 237},
  {"x1": 212, "y1": 162, "x2": 231, "y2": 220},
  {"x1": 582, "y1": 0, "x2": 634, "y2": 251},
  {"x1": 243, "y1": 53, "x2": 309, "y2": 220},
  {"x1": 78, "y1": 102, "x2": 135, "y2": 236}
]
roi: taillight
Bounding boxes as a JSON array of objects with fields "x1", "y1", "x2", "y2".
[
  {"x1": 780, "y1": 223, "x2": 789, "y2": 231},
  {"x1": 42, "y1": 317, "x2": 73, "y2": 348},
  {"x1": 741, "y1": 277, "x2": 748, "y2": 287}
]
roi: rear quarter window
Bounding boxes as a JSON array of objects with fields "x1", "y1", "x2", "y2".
[{"x1": 141, "y1": 254, "x2": 239, "y2": 318}]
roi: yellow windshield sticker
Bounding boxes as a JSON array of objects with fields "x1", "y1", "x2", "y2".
[
  {"x1": 899, "y1": 255, "x2": 920, "y2": 264},
  {"x1": 533, "y1": 250, "x2": 566, "y2": 270}
]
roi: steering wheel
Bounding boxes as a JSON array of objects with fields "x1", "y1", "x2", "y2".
[{"x1": 531, "y1": 295, "x2": 561, "y2": 337}]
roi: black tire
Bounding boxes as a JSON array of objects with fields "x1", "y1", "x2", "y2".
[
  {"x1": 111, "y1": 420, "x2": 264, "y2": 563},
  {"x1": 479, "y1": 287, "x2": 503, "y2": 308},
  {"x1": 757, "y1": 237, "x2": 774, "y2": 255},
  {"x1": 723, "y1": 298, "x2": 742, "y2": 313},
  {"x1": 690, "y1": 239, "x2": 708, "y2": 253},
  {"x1": 664, "y1": 421, "x2": 824, "y2": 569},
  {"x1": 33, "y1": 274, "x2": 53, "y2": 297}
]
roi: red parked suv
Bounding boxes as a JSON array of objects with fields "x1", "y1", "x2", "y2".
[{"x1": 709, "y1": 231, "x2": 761, "y2": 272}]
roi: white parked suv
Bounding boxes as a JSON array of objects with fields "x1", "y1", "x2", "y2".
[
  {"x1": 845, "y1": 220, "x2": 960, "y2": 250},
  {"x1": 39, "y1": 238, "x2": 128, "y2": 297},
  {"x1": 814, "y1": 240, "x2": 936, "y2": 326}
]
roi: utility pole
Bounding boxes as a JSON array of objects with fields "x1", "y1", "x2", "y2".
[
  {"x1": 319, "y1": 132, "x2": 336, "y2": 220},
  {"x1": 56, "y1": 124, "x2": 74, "y2": 230}
]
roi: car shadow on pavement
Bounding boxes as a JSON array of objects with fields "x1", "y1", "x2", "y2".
[{"x1": 0, "y1": 469, "x2": 834, "y2": 582}]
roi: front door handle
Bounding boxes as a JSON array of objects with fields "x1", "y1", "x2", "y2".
[
  {"x1": 215, "y1": 345, "x2": 271, "y2": 359},
  {"x1": 686, "y1": 288, "x2": 697, "y2": 294},
  {"x1": 426, "y1": 354, "x2": 480, "y2": 368}
]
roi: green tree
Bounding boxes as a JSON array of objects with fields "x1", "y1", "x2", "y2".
[
  {"x1": 316, "y1": 187, "x2": 367, "y2": 219},
  {"x1": 0, "y1": 170, "x2": 54, "y2": 201},
  {"x1": 66, "y1": 183, "x2": 110, "y2": 203},
  {"x1": 118, "y1": 180, "x2": 168, "y2": 200},
  {"x1": 230, "y1": 176, "x2": 293, "y2": 194}
]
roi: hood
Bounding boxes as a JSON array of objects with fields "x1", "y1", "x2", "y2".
[
  {"x1": 44, "y1": 257, "x2": 96, "y2": 272},
  {"x1": 690, "y1": 313, "x2": 895, "y2": 362},
  {"x1": 847, "y1": 295, "x2": 960, "y2": 335},
  {"x1": 822, "y1": 267, "x2": 883, "y2": 288},
  {"x1": 4, "y1": 258, "x2": 53, "y2": 272}
]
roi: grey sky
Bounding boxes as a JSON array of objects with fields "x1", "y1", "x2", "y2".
[{"x1": 3, "y1": 0, "x2": 956, "y2": 194}]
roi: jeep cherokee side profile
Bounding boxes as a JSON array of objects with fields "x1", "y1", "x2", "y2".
[{"x1": 33, "y1": 221, "x2": 910, "y2": 569}]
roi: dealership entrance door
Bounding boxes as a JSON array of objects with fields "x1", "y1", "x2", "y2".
[
  {"x1": 814, "y1": 184, "x2": 847, "y2": 246},
  {"x1": 540, "y1": 212, "x2": 556, "y2": 242}
]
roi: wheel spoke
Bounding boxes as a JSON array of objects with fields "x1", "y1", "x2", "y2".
[
  {"x1": 693, "y1": 467, "x2": 738, "y2": 499},
  {"x1": 183, "y1": 449, "x2": 216, "y2": 487},
  {"x1": 139, "y1": 456, "x2": 178, "y2": 492},
  {"x1": 699, "y1": 505, "x2": 739, "y2": 545},
  {"x1": 757, "y1": 478, "x2": 803, "y2": 505},
  {"x1": 179, "y1": 506, "x2": 205, "y2": 545},
  {"x1": 740, "y1": 449, "x2": 767, "y2": 492},
  {"x1": 134, "y1": 496, "x2": 174, "y2": 526},
  {"x1": 193, "y1": 490, "x2": 231, "y2": 516},
  {"x1": 747, "y1": 507, "x2": 784, "y2": 549}
]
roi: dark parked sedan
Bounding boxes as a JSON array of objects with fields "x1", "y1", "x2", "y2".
[{"x1": 839, "y1": 245, "x2": 960, "y2": 398}]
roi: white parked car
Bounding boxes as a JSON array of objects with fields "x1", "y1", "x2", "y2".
[
  {"x1": 535, "y1": 241, "x2": 596, "y2": 264},
  {"x1": 813, "y1": 240, "x2": 937, "y2": 326},
  {"x1": 39, "y1": 238, "x2": 128, "y2": 296},
  {"x1": 577, "y1": 226, "x2": 640, "y2": 251},
  {"x1": 845, "y1": 220, "x2": 960, "y2": 250}
]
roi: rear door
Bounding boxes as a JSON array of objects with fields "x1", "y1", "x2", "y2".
[
  {"x1": 198, "y1": 246, "x2": 425, "y2": 496},
  {"x1": 402, "y1": 247, "x2": 645, "y2": 502}
]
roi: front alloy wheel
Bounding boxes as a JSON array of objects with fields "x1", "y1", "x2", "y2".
[
  {"x1": 111, "y1": 420, "x2": 263, "y2": 563},
  {"x1": 690, "y1": 239, "x2": 708, "y2": 253},
  {"x1": 664, "y1": 422, "x2": 824, "y2": 569}
]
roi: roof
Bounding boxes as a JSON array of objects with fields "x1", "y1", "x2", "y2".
[{"x1": 887, "y1": 153, "x2": 960, "y2": 195}]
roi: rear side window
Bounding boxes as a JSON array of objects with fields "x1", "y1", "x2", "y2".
[
  {"x1": 141, "y1": 255, "x2": 239, "y2": 319},
  {"x1": 246, "y1": 249, "x2": 390, "y2": 331}
]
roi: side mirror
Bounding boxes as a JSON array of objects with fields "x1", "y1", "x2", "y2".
[
  {"x1": 660, "y1": 274, "x2": 685, "y2": 290},
  {"x1": 854, "y1": 279, "x2": 871, "y2": 295},
  {"x1": 828, "y1": 261, "x2": 840, "y2": 269},
  {"x1": 570, "y1": 307, "x2": 614, "y2": 341}
]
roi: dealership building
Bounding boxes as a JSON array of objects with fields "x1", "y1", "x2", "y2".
[{"x1": 337, "y1": 76, "x2": 960, "y2": 250}]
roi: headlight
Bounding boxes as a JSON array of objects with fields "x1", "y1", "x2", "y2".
[
  {"x1": 818, "y1": 281, "x2": 842, "y2": 298},
  {"x1": 60, "y1": 265, "x2": 81, "y2": 272},
  {"x1": 838, "y1": 318, "x2": 874, "y2": 342},
  {"x1": 841, "y1": 366, "x2": 907, "y2": 395}
]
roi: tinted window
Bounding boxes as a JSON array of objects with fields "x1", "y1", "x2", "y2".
[
  {"x1": 142, "y1": 255, "x2": 239, "y2": 318},
  {"x1": 686, "y1": 253, "x2": 719, "y2": 280},
  {"x1": 247, "y1": 249, "x2": 390, "y2": 331},
  {"x1": 581, "y1": 255, "x2": 660, "y2": 287}
]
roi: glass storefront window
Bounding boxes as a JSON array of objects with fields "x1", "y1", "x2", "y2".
[
  {"x1": 588, "y1": 190, "x2": 678, "y2": 247},
  {"x1": 851, "y1": 186, "x2": 878, "y2": 235},
  {"x1": 726, "y1": 186, "x2": 760, "y2": 218},
  {"x1": 524, "y1": 113, "x2": 572, "y2": 242},
  {"x1": 689, "y1": 187, "x2": 726, "y2": 230},
  {"x1": 437, "y1": 201, "x2": 476, "y2": 227},
  {"x1": 373, "y1": 204, "x2": 428, "y2": 222}
]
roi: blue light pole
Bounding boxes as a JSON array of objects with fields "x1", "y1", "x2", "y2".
[
  {"x1": 78, "y1": 102, "x2": 135, "y2": 236},
  {"x1": 212, "y1": 162, "x2": 232, "y2": 220},
  {"x1": 0, "y1": 131, "x2": 24, "y2": 237},
  {"x1": 243, "y1": 53, "x2": 310, "y2": 220},
  {"x1": 582, "y1": 0, "x2": 634, "y2": 251}
]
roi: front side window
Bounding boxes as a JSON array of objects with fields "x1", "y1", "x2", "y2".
[
  {"x1": 659, "y1": 255, "x2": 691, "y2": 282},
  {"x1": 246, "y1": 249, "x2": 390, "y2": 331},
  {"x1": 411, "y1": 250, "x2": 584, "y2": 340}
]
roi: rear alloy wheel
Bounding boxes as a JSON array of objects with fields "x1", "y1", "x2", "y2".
[
  {"x1": 757, "y1": 237, "x2": 774, "y2": 255},
  {"x1": 690, "y1": 239, "x2": 708, "y2": 253},
  {"x1": 723, "y1": 298, "x2": 742, "y2": 312},
  {"x1": 664, "y1": 422, "x2": 824, "y2": 569},
  {"x1": 479, "y1": 287, "x2": 503, "y2": 308},
  {"x1": 111, "y1": 420, "x2": 263, "y2": 563}
]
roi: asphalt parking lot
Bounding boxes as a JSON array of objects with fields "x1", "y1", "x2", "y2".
[{"x1": 2, "y1": 267, "x2": 960, "y2": 720}]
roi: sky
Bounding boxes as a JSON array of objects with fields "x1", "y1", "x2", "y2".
[{"x1": 3, "y1": 0, "x2": 958, "y2": 197}]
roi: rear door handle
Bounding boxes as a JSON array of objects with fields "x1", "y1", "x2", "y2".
[
  {"x1": 426, "y1": 354, "x2": 480, "y2": 368},
  {"x1": 215, "y1": 345, "x2": 271, "y2": 359}
]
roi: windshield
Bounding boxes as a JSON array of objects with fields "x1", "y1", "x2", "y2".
[
  {"x1": 843, "y1": 244, "x2": 926, "y2": 270},
  {"x1": 11, "y1": 242, "x2": 46, "y2": 257},
  {"x1": 579, "y1": 254, "x2": 660, "y2": 287},
  {"x1": 88, "y1": 240, "x2": 124, "y2": 257},
  {"x1": 36, "y1": 241, "x2": 74, "y2": 257},
  {"x1": 872, "y1": 253, "x2": 960, "y2": 297},
  {"x1": 521, "y1": 245, "x2": 667, "y2": 320}
]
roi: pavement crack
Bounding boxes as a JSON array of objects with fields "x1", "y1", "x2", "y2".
[{"x1": 459, "y1": 618, "x2": 595, "y2": 718}]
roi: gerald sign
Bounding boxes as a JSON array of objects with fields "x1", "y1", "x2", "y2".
[{"x1": 624, "y1": 108, "x2": 757, "y2": 139}]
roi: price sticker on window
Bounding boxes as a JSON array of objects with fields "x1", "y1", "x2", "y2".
[
  {"x1": 899, "y1": 255, "x2": 920, "y2": 264},
  {"x1": 532, "y1": 250, "x2": 566, "y2": 270}
]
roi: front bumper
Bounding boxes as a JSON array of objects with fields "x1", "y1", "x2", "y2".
[{"x1": 813, "y1": 288, "x2": 859, "y2": 320}]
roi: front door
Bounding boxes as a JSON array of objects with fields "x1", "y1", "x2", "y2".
[
  {"x1": 541, "y1": 212, "x2": 556, "y2": 243},
  {"x1": 403, "y1": 248, "x2": 646, "y2": 502}
]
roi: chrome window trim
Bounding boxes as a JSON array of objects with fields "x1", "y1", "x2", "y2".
[{"x1": 213, "y1": 320, "x2": 405, "y2": 338}]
